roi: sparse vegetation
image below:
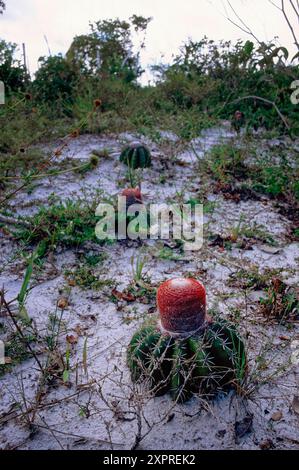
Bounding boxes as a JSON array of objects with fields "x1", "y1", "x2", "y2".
[
  {"x1": 0, "y1": 5, "x2": 298, "y2": 452},
  {"x1": 64, "y1": 264, "x2": 114, "y2": 290},
  {"x1": 14, "y1": 198, "x2": 103, "y2": 252},
  {"x1": 260, "y1": 278, "x2": 299, "y2": 322}
]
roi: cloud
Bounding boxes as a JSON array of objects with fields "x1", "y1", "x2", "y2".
[{"x1": 0, "y1": 0, "x2": 297, "y2": 80}]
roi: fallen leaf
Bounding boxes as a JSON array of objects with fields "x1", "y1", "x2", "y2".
[
  {"x1": 57, "y1": 297, "x2": 68, "y2": 309},
  {"x1": 260, "y1": 439, "x2": 275, "y2": 450},
  {"x1": 216, "y1": 429, "x2": 226, "y2": 439},
  {"x1": 259, "y1": 245, "x2": 281, "y2": 254},
  {"x1": 66, "y1": 334, "x2": 78, "y2": 345},
  {"x1": 292, "y1": 396, "x2": 299, "y2": 415},
  {"x1": 111, "y1": 289, "x2": 135, "y2": 302},
  {"x1": 271, "y1": 411, "x2": 282, "y2": 421},
  {"x1": 147, "y1": 306, "x2": 156, "y2": 314},
  {"x1": 73, "y1": 438, "x2": 88, "y2": 446},
  {"x1": 235, "y1": 413, "x2": 253, "y2": 440},
  {"x1": 164, "y1": 241, "x2": 178, "y2": 249},
  {"x1": 166, "y1": 413, "x2": 175, "y2": 423},
  {"x1": 176, "y1": 159, "x2": 190, "y2": 167},
  {"x1": 74, "y1": 324, "x2": 89, "y2": 336},
  {"x1": 208, "y1": 234, "x2": 225, "y2": 248}
]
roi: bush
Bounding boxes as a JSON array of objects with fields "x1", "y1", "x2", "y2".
[
  {"x1": 0, "y1": 39, "x2": 29, "y2": 93},
  {"x1": 154, "y1": 37, "x2": 299, "y2": 134},
  {"x1": 33, "y1": 55, "x2": 78, "y2": 112}
]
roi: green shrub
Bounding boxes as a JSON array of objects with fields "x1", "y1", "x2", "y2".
[
  {"x1": 33, "y1": 55, "x2": 78, "y2": 112},
  {"x1": 16, "y1": 199, "x2": 101, "y2": 252}
]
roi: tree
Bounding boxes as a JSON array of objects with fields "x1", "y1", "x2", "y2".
[
  {"x1": 33, "y1": 55, "x2": 78, "y2": 106},
  {"x1": 66, "y1": 16, "x2": 151, "y2": 83},
  {"x1": 221, "y1": 0, "x2": 299, "y2": 60},
  {"x1": 268, "y1": 1, "x2": 299, "y2": 55},
  {"x1": 0, "y1": 39, "x2": 29, "y2": 93},
  {"x1": 0, "y1": 1, "x2": 5, "y2": 14}
]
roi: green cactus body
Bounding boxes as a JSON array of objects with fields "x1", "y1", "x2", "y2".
[
  {"x1": 120, "y1": 144, "x2": 151, "y2": 169},
  {"x1": 127, "y1": 319, "x2": 245, "y2": 402},
  {"x1": 127, "y1": 325, "x2": 173, "y2": 394},
  {"x1": 204, "y1": 320, "x2": 246, "y2": 389}
]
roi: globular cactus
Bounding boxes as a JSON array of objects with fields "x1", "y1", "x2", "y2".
[
  {"x1": 121, "y1": 187, "x2": 142, "y2": 209},
  {"x1": 120, "y1": 143, "x2": 151, "y2": 169},
  {"x1": 231, "y1": 110, "x2": 245, "y2": 133},
  {"x1": 115, "y1": 187, "x2": 149, "y2": 238},
  {"x1": 89, "y1": 154, "x2": 100, "y2": 168},
  {"x1": 127, "y1": 278, "x2": 246, "y2": 402}
]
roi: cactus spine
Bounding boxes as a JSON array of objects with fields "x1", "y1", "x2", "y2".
[
  {"x1": 120, "y1": 144, "x2": 151, "y2": 169},
  {"x1": 127, "y1": 278, "x2": 246, "y2": 402}
]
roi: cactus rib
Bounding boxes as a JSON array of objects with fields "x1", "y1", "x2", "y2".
[{"x1": 127, "y1": 319, "x2": 246, "y2": 402}]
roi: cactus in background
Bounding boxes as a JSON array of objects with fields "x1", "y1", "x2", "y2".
[
  {"x1": 231, "y1": 110, "x2": 245, "y2": 133},
  {"x1": 121, "y1": 187, "x2": 142, "y2": 208},
  {"x1": 89, "y1": 154, "x2": 100, "y2": 168},
  {"x1": 115, "y1": 186, "x2": 149, "y2": 239},
  {"x1": 127, "y1": 278, "x2": 246, "y2": 402},
  {"x1": 120, "y1": 143, "x2": 151, "y2": 169}
]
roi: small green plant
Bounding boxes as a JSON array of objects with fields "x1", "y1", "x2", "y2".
[
  {"x1": 64, "y1": 265, "x2": 114, "y2": 290},
  {"x1": 16, "y1": 198, "x2": 102, "y2": 253},
  {"x1": 120, "y1": 143, "x2": 151, "y2": 169},
  {"x1": 89, "y1": 154, "x2": 100, "y2": 168},
  {"x1": 228, "y1": 267, "x2": 282, "y2": 290},
  {"x1": 252, "y1": 155, "x2": 298, "y2": 200},
  {"x1": 154, "y1": 245, "x2": 183, "y2": 261},
  {"x1": 186, "y1": 197, "x2": 216, "y2": 214},
  {"x1": 260, "y1": 278, "x2": 298, "y2": 322},
  {"x1": 91, "y1": 148, "x2": 110, "y2": 159},
  {"x1": 229, "y1": 218, "x2": 276, "y2": 246},
  {"x1": 205, "y1": 144, "x2": 248, "y2": 184},
  {"x1": 131, "y1": 250, "x2": 148, "y2": 282},
  {"x1": 0, "y1": 329, "x2": 35, "y2": 376},
  {"x1": 0, "y1": 254, "x2": 41, "y2": 376},
  {"x1": 83, "y1": 252, "x2": 107, "y2": 266},
  {"x1": 62, "y1": 343, "x2": 71, "y2": 383},
  {"x1": 125, "y1": 251, "x2": 156, "y2": 303}
]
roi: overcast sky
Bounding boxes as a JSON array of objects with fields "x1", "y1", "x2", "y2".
[{"x1": 0, "y1": 0, "x2": 297, "y2": 83}]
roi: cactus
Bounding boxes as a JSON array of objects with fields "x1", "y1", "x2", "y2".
[
  {"x1": 121, "y1": 187, "x2": 142, "y2": 208},
  {"x1": 89, "y1": 154, "x2": 100, "y2": 168},
  {"x1": 96, "y1": 187, "x2": 148, "y2": 242},
  {"x1": 127, "y1": 278, "x2": 246, "y2": 402},
  {"x1": 115, "y1": 187, "x2": 149, "y2": 239},
  {"x1": 231, "y1": 110, "x2": 245, "y2": 133},
  {"x1": 120, "y1": 143, "x2": 151, "y2": 169}
]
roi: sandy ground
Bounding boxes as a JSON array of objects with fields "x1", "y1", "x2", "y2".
[{"x1": 0, "y1": 124, "x2": 298, "y2": 450}]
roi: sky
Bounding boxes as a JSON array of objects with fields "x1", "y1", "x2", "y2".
[{"x1": 0, "y1": 0, "x2": 298, "y2": 83}]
